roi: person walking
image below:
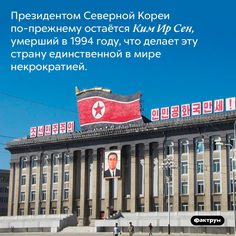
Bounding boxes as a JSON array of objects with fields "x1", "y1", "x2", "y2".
[
  {"x1": 148, "y1": 223, "x2": 153, "y2": 236},
  {"x1": 128, "y1": 222, "x2": 134, "y2": 236},
  {"x1": 113, "y1": 223, "x2": 121, "y2": 236}
]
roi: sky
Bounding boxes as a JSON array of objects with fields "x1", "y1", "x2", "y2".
[{"x1": 0, "y1": 0, "x2": 235, "y2": 169}]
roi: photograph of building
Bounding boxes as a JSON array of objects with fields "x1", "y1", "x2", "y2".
[{"x1": 5, "y1": 88, "x2": 236, "y2": 233}]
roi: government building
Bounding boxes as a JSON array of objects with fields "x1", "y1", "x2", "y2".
[{"x1": 4, "y1": 88, "x2": 236, "y2": 233}]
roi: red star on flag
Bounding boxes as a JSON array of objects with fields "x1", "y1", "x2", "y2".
[{"x1": 94, "y1": 102, "x2": 104, "y2": 116}]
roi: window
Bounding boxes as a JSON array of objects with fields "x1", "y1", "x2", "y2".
[
  {"x1": 230, "y1": 180, "x2": 236, "y2": 192},
  {"x1": 166, "y1": 142, "x2": 174, "y2": 156},
  {"x1": 89, "y1": 207, "x2": 92, "y2": 216},
  {"x1": 181, "y1": 161, "x2": 188, "y2": 174},
  {"x1": 181, "y1": 182, "x2": 188, "y2": 195},
  {"x1": 64, "y1": 172, "x2": 69, "y2": 182},
  {"x1": 53, "y1": 173, "x2": 58, "y2": 183},
  {"x1": 213, "y1": 202, "x2": 221, "y2": 211},
  {"x1": 30, "y1": 191, "x2": 36, "y2": 202},
  {"x1": 42, "y1": 173, "x2": 47, "y2": 184},
  {"x1": 213, "y1": 180, "x2": 221, "y2": 193},
  {"x1": 76, "y1": 207, "x2": 80, "y2": 216},
  {"x1": 154, "y1": 204, "x2": 159, "y2": 212},
  {"x1": 63, "y1": 207, "x2": 69, "y2": 214},
  {"x1": 165, "y1": 181, "x2": 173, "y2": 195},
  {"x1": 42, "y1": 154, "x2": 48, "y2": 167},
  {"x1": 30, "y1": 208, "x2": 35, "y2": 215},
  {"x1": 21, "y1": 157, "x2": 27, "y2": 169},
  {"x1": 197, "y1": 202, "x2": 204, "y2": 211},
  {"x1": 21, "y1": 175, "x2": 26, "y2": 185},
  {"x1": 229, "y1": 137, "x2": 235, "y2": 150},
  {"x1": 165, "y1": 202, "x2": 173, "y2": 212},
  {"x1": 31, "y1": 174, "x2": 36, "y2": 185},
  {"x1": 196, "y1": 139, "x2": 204, "y2": 153},
  {"x1": 213, "y1": 159, "x2": 220, "y2": 172},
  {"x1": 53, "y1": 154, "x2": 59, "y2": 166},
  {"x1": 51, "y1": 208, "x2": 57, "y2": 214},
  {"x1": 230, "y1": 158, "x2": 236, "y2": 171},
  {"x1": 181, "y1": 140, "x2": 189, "y2": 154},
  {"x1": 197, "y1": 160, "x2": 204, "y2": 173},
  {"x1": 52, "y1": 190, "x2": 58, "y2": 200},
  {"x1": 31, "y1": 156, "x2": 37, "y2": 168},
  {"x1": 231, "y1": 201, "x2": 236, "y2": 210},
  {"x1": 20, "y1": 192, "x2": 25, "y2": 202},
  {"x1": 64, "y1": 153, "x2": 70, "y2": 165},
  {"x1": 139, "y1": 205, "x2": 144, "y2": 212},
  {"x1": 181, "y1": 203, "x2": 188, "y2": 211},
  {"x1": 41, "y1": 190, "x2": 46, "y2": 201},
  {"x1": 64, "y1": 189, "x2": 69, "y2": 200},
  {"x1": 213, "y1": 137, "x2": 221, "y2": 151},
  {"x1": 19, "y1": 209, "x2": 24, "y2": 215},
  {"x1": 197, "y1": 181, "x2": 204, "y2": 194},
  {"x1": 41, "y1": 208, "x2": 46, "y2": 215}
]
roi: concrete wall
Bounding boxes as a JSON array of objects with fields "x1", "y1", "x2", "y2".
[{"x1": 0, "y1": 214, "x2": 77, "y2": 232}]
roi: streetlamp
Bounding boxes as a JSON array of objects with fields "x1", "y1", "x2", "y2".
[{"x1": 162, "y1": 156, "x2": 174, "y2": 235}]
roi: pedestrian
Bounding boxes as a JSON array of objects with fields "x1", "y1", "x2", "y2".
[
  {"x1": 128, "y1": 222, "x2": 134, "y2": 236},
  {"x1": 113, "y1": 223, "x2": 121, "y2": 236},
  {"x1": 148, "y1": 223, "x2": 153, "y2": 235}
]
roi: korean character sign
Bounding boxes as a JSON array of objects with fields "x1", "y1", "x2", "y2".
[
  {"x1": 191, "y1": 102, "x2": 201, "y2": 116},
  {"x1": 67, "y1": 121, "x2": 75, "y2": 133},
  {"x1": 181, "y1": 104, "x2": 191, "y2": 118},
  {"x1": 37, "y1": 125, "x2": 44, "y2": 137},
  {"x1": 59, "y1": 122, "x2": 66, "y2": 134},
  {"x1": 161, "y1": 107, "x2": 170, "y2": 120},
  {"x1": 226, "y1": 97, "x2": 236, "y2": 111},
  {"x1": 203, "y1": 101, "x2": 213, "y2": 114},
  {"x1": 44, "y1": 125, "x2": 51, "y2": 136},
  {"x1": 30, "y1": 127, "x2": 37, "y2": 138},
  {"x1": 214, "y1": 99, "x2": 224, "y2": 113},
  {"x1": 171, "y1": 105, "x2": 180, "y2": 119},
  {"x1": 151, "y1": 108, "x2": 159, "y2": 121},
  {"x1": 52, "y1": 123, "x2": 59, "y2": 135}
]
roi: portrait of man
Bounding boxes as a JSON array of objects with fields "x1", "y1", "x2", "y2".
[{"x1": 104, "y1": 150, "x2": 121, "y2": 178}]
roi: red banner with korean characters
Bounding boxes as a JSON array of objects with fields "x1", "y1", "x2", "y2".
[
  {"x1": 151, "y1": 97, "x2": 236, "y2": 121},
  {"x1": 30, "y1": 121, "x2": 75, "y2": 138}
]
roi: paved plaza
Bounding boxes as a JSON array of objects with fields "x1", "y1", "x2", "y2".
[{"x1": 0, "y1": 233, "x2": 233, "y2": 236}]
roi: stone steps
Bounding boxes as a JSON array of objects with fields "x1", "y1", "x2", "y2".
[{"x1": 61, "y1": 226, "x2": 96, "y2": 233}]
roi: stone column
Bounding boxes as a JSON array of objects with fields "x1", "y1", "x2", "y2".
[
  {"x1": 57, "y1": 154, "x2": 63, "y2": 214},
  {"x1": 46, "y1": 156, "x2": 52, "y2": 215},
  {"x1": 204, "y1": 144, "x2": 211, "y2": 211},
  {"x1": 173, "y1": 148, "x2": 179, "y2": 212},
  {"x1": 35, "y1": 155, "x2": 42, "y2": 215},
  {"x1": 68, "y1": 153, "x2": 75, "y2": 214},
  {"x1": 221, "y1": 145, "x2": 228, "y2": 211},
  {"x1": 13, "y1": 162, "x2": 20, "y2": 216},
  {"x1": 130, "y1": 144, "x2": 137, "y2": 212},
  {"x1": 188, "y1": 144, "x2": 195, "y2": 211},
  {"x1": 8, "y1": 163, "x2": 14, "y2": 216},
  {"x1": 91, "y1": 149, "x2": 98, "y2": 220},
  {"x1": 117, "y1": 145, "x2": 123, "y2": 212},
  {"x1": 104, "y1": 178, "x2": 110, "y2": 218},
  {"x1": 78, "y1": 150, "x2": 86, "y2": 225},
  {"x1": 159, "y1": 146, "x2": 164, "y2": 212},
  {"x1": 144, "y1": 143, "x2": 151, "y2": 212},
  {"x1": 24, "y1": 158, "x2": 31, "y2": 215}
]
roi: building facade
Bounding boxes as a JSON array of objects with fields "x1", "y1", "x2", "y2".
[
  {"x1": 5, "y1": 88, "x2": 236, "y2": 229},
  {"x1": 0, "y1": 170, "x2": 9, "y2": 216}
]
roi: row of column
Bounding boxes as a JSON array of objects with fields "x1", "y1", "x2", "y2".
[
  {"x1": 8, "y1": 153, "x2": 74, "y2": 216},
  {"x1": 76, "y1": 141, "x2": 231, "y2": 225}
]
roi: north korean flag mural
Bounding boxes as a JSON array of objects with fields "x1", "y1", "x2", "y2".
[{"x1": 76, "y1": 87, "x2": 144, "y2": 131}]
